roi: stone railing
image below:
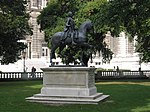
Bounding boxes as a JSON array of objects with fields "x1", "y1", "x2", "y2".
[
  {"x1": 95, "y1": 70, "x2": 150, "y2": 80},
  {"x1": 0, "y1": 72, "x2": 43, "y2": 80},
  {"x1": 0, "y1": 70, "x2": 149, "y2": 81}
]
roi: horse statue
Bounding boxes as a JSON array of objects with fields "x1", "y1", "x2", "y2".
[{"x1": 50, "y1": 20, "x2": 94, "y2": 66}]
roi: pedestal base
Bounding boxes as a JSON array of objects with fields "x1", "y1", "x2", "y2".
[
  {"x1": 26, "y1": 67, "x2": 109, "y2": 104},
  {"x1": 26, "y1": 93, "x2": 109, "y2": 104}
]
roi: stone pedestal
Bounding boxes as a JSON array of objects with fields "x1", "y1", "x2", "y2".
[{"x1": 26, "y1": 67, "x2": 109, "y2": 104}]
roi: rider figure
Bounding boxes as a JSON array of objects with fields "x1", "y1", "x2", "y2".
[{"x1": 62, "y1": 11, "x2": 76, "y2": 45}]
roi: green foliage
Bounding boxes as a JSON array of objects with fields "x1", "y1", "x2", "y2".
[
  {"x1": 95, "y1": 0, "x2": 150, "y2": 62},
  {"x1": 0, "y1": 0, "x2": 32, "y2": 64},
  {"x1": 38, "y1": 0, "x2": 81, "y2": 35},
  {"x1": 59, "y1": 46, "x2": 81, "y2": 65}
]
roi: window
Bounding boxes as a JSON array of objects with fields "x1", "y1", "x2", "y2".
[
  {"x1": 31, "y1": 0, "x2": 42, "y2": 8},
  {"x1": 95, "y1": 62, "x2": 101, "y2": 65},
  {"x1": 46, "y1": 49, "x2": 48, "y2": 56},
  {"x1": 42, "y1": 48, "x2": 45, "y2": 56},
  {"x1": 32, "y1": 0, "x2": 38, "y2": 7},
  {"x1": 42, "y1": 48, "x2": 48, "y2": 56}
]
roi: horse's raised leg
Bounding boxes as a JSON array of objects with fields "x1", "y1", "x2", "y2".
[{"x1": 80, "y1": 48, "x2": 86, "y2": 66}]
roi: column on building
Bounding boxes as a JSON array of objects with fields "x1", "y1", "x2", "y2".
[
  {"x1": 27, "y1": 0, "x2": 48, "y2": 59},
  {"x1": 30, "y1": 12, "x2": 41, "y2": 58}
]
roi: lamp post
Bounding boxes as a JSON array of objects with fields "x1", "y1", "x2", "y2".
[
  {"x1": 0, "y1": 56, "x2": 2, "y2": 65},
  {"x1": 138, "y1": 52, "x2": 145, "y2": 76},
  {"x1": 22, "y1": 51, "x2": 26, "y2": 72},
  {"x1": 138, "y1": 53, "x2": 143, "y2": 72}
]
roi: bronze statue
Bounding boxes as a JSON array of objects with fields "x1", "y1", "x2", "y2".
[{"x1": 50, "y1": 20, "x2": 94, "y2": 66}]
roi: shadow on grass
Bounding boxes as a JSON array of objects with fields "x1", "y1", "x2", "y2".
[{"x1": 0, "y1": 80, "x2": 150, "y2": 112}]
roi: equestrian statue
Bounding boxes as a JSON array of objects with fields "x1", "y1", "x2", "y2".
[{"x1": 50, "y1": 11, "x2": 94, "y2": 66}]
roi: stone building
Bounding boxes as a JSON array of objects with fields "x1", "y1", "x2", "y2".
[
  {"x1": 24, "y1": 0, "x2": 49, "y2": 59},
  {"x1": 101, "y1": 32, "x2": 150, "y2": 70}
]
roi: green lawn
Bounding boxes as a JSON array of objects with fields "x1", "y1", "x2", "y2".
[{"x1": 0, "y1": 80, "x2": 150, "y2": 112}]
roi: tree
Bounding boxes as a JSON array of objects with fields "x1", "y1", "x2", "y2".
[
  {"x1": 0, "y1": 0, "x2": 32, "y2": 64},
  {"x1": 38, "y1": 0, "x2": 113, "y2": 65},
  {"x1": 93, "y1": 0, "x2": 150, "y2": 62}
]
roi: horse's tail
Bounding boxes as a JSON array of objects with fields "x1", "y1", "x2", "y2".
[{"x1": 50, "y1": 36, "x2": 53, "y2": 48}]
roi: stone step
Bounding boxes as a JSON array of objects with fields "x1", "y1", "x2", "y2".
[
  {"x1": 26, "y1": 94, "x2": 109, "y2": 104},
  {"x1": 33, "y1": 93, "x2": 103, "y2": 100}
]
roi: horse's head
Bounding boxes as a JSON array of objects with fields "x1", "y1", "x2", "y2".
[
  {"x1": 87, "y1": 21, "x2": 95, "y2": 35},
  {"x1": 79, "y1": 21, "x2": 94, "y2": 36}
]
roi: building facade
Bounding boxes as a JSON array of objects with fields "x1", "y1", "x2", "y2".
[
  {"x1": 100, "y1": 32, "x2": 150, "y2": 70},
  {"x1": 24, "y1": 0, "x2": 49, "y2": 59}
]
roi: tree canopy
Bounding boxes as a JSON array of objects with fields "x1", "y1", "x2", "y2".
[
  {"x1": 93, "y1": 0, "x2": 150, "y2": 62},
  {"x1": 0, "y1": 0, "x2": 32, "y2": 64}
]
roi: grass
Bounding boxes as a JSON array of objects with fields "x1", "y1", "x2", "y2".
[{"x1": 0, "y1": 80, "x2": 150, "y2": 112}]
